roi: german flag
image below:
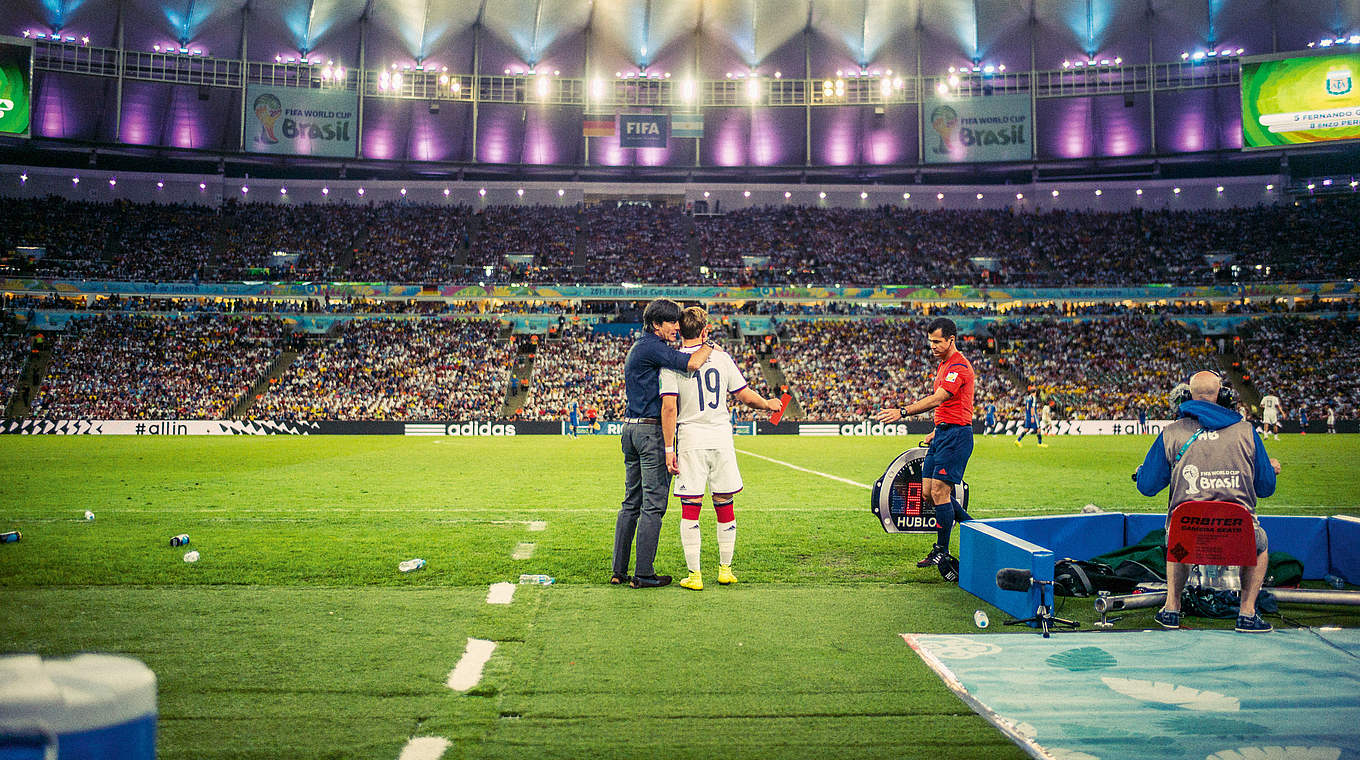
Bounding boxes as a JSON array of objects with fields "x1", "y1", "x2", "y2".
[{"x1": 583, "y1": 116, "x2": 616, "y2": 137}]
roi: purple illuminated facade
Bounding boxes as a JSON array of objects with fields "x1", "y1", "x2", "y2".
[{"x1": 2, "y1": 0, "x2": 1353, "y2": 176}]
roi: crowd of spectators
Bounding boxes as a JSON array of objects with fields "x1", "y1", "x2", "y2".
[
  {"x1": 1, "y1": 333, "x2": 29, "y2": 411},
  {"x1": 1238, "y1": 316, "x2": 1360, "y2": 422},
  {"x1": 517, "y1": 327, "x2": 631, "y2": 421},
  {"x1": 6, "y1": 195, "x2": 1357, "y2": 286},
  {"x1": 775, "y1": 319, "x2": 937, "y2": 421},
  {"x1": 29, "y1": 314, "x2": 283, "y2": 419},
  {"x1": 988, "y1": 316, "x2": 1215, "y2": 419},
  {"x1": 249, "y1": 318, "x2": 510, "y2": 421}
]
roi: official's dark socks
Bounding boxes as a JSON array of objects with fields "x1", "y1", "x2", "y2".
[
  {"x1": 951, "y1": 496, "x2": 972, "y2": 522},
  {"x1": 934, "y1": 500, "x2": 955, "y2": 548}
]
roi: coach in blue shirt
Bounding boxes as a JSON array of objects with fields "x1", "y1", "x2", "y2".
[{"x1": 613, "y1": 299, "x2": 713, "y2": 589}]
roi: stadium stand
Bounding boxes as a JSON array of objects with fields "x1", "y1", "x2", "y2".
[
  {"x1": 1238, "y1": 316, "x2": 1360, "y2": 422},
  {"x1": 248, "y1": 318, "x2": 510, "y2": 421},
  {"x1": 518, "y1": 327, "x2": 631, "y2": 422},
  {"x1": 3, "y1": 196, "x2": 1359, "y2": 286},
  {"x1": 29, "y1": 314, "x2": 283, "y2": 420}
]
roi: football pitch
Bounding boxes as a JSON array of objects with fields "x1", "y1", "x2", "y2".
[{"x1": 2, "y1": 434, "x2": 1358, "y2": 759}]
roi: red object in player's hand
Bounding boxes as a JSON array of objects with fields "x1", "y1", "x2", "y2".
[{"x1": 769, "y1": 393, "x2": 792, "y2": 425}]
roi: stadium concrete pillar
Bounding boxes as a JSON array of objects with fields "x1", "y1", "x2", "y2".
[
  {"x1": 237, "y1": 5, "x2": 248, "y2": 152},
  {"x1": 1146, "y1": 2, "x2": 1156, "y2": 156},
  {"x1": 471, "y1": 13, "x2": 482, "y2": 163},
  {"x1": 803, "y1": 12, "x2": 811, "y2": 167},
  {"x1": 356, "y1": 16, "x2": 366, "y2": 161},
  {"x1": 113, "y1": 0, "x2": 124, "y2": 143}
]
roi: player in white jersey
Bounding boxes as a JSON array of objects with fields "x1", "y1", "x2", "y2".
[
  {"x1": 660, "y1": 307, "x2": 783, "y2": 591},
  {"x1": 1260, "y1": 393, "x2": 1282, "y2": 440},
  {"x1": 1040, "y1": 402, "x2": 1054, "y2": 436}
]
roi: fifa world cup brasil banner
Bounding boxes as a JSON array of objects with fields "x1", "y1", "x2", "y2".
[
  {"x1": 245, "y1": 84, "x2": 357, "y2": 158},
  {"x1": 922, "y1": 93, "x2": 1031, "y2": 163},
  {"x1": 1241, "y1": 52, "x2": 1360, "y2": 148},
  {"x1": 0, "y1": 36, "x2": 33, "y2": 138}
]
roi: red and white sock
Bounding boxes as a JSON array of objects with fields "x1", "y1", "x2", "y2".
[
  {"x1": 680, "y1": 497, "x2": 703, "y2": 573},
  {"x1": 714, "y1": 498, "x2": 736, "y2": 567}
]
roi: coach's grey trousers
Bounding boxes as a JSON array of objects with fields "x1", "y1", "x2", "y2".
[{"x1": 614, "y1": 423, "x2": 671, "y2": 577}]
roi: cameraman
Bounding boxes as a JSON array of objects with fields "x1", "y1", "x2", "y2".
[{"x1": 1135, "y1": 371, "x2": 1281, "y2": 633}]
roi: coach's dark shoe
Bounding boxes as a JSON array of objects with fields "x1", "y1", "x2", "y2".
[
  {"x1": 630, "y1": 574, "x2": 672, "y2": 589},
  {"x1": 610, "y1": 573, "x2": 631, "y2": 585},
  {"x1": 917, "y1": 544, "x2": 948, "y2": 568},
  {"x1": 1154, "y1": 609, "x2": 1181, "y2": 629}
]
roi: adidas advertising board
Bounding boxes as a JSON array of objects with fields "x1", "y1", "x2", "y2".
[
  {"x1": 871, "y1": 447, "x2": 970, "y2": 534},
  {"x1": 404, "y1": 422, "x2": 517, "y2": 436}
]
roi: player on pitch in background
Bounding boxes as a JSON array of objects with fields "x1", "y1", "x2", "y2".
[
  {"x1": 1015, "y1": 386, "x2": 1046, "y2": 447},
  {"x1": 661, "y1": 307, "x2": 784, "y2": 591},
  {"x1": 874, "y1": 317, "x2": 976, "y2": 571}
]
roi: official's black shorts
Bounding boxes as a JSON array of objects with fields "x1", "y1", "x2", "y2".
[{"x1": 923, "y1": 424, "x2": 973, "y2": 485}]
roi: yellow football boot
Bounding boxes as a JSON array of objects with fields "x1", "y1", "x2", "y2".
[
  {"x1": 679, "y1": 571, "x2": 703, "y2": 590},
  {"x1": 718, "y1": 565, "x2": 738, "y2": 585}
]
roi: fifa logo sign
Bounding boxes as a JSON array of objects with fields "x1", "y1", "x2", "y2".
[
  {"x1": 1181, "y1": 464, "x2": 1201, "y2": 495},
  {"x1": 0, "y1": 99, "x2": 12, "y2": 117},
  {"x1": 1326, "y1": 68, "x2": 1352, "y2": 96}
]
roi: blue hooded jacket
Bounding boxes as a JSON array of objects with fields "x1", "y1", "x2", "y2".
[{"x1": 1136, "y1": 400, "x2": 1276, "y2": 498}]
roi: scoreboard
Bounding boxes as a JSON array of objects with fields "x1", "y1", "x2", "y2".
[{"x1": 1241, "y1": 51, "x2": 1360, "y2": 148}]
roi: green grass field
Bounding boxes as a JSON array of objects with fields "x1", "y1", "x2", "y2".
[{"x1": 2, "y1": 434, "x2": 1358, "y2": 759}]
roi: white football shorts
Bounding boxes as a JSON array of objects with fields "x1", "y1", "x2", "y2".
[
  {"x1": 1262, "y1": 409, "x2": 1278, "y2": 425},
  {"x1": 673, "y1": 448, "x2": 744, "y2": 497}
]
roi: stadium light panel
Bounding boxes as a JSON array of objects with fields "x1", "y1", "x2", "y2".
[
  {"x1": 936, "y1": 82, "x2": 949, "y2": 95},
  {"x1": 1307, "y1": 183, "x2": 1315, "y2": 190},
  {"x1": 1136, "y1": 188, "x2": 1143, "y2": 195},
  {"x1": 108, "y1": 178, "x2": 116, "y2": 186},
  {"x1": 72, "y1": 177, "x2": 79, "y2": 184},
  {"x1": 746, "y1": 77, "x2": 761, "y2": 102},
  {"x1": 241, "y1": 186, "x2": 248, "y2": 193},
  {"x1": 936, "y1": 193, "x2": 943, "y2": 200},
  {"x1": 879, "y1": 78, "x2": 893, "y2": 97},
  {"x1": 322, "y1": 187, "x2": 329, "y2": 195},
  {"x1": 976, "y1": 193, "x2": 983, "y2": 200},
  {"x1": 743, "y1": 190, "x2": 751, "y2": 198},
  {"x1": 199, "y1": 183, "x2": 205, "y2": 190},
  {"x1": 819, "y1": 191, "x2": 827, "y2": 199},
  {"x1": 478, "y1": 188, "x2": 485, "y2": 196},
  {"x1": 1094, "y1": 189, "x2": 1102, "y2": 196},
  {"x1": 400, "y1": 188, "x2": 407, "y2": 196},
  {"x1": 785, "y1": 191, "x2": 792, "y2": 199},
  {"x1": 280, "y1": 187, "x2": 287, "y2": 195},
  {"x1": 516, "y1": 188, "x2": 524, "y2": 197},
  {"x1": 860, "y1": 191, "x2": 868, "y2": 199},
  {"x1": 1051, "y1": 190, "x2": 1059, "y2": 197},
  {"x1": 703, "y1": 191, "x2": 710, "y2": 198},
  {"x1": 1016, "y1": 193, "x2": 1023, "y2": 199},
  {"x1": 1323, "y1": 179, "x2": 1333, "y2": 186},
  {"x1": 1266, "y1": 184, "x2": 1274, "y2": 190},
  {"x1": 902, "y1": 192, "x2": 910, "y2": 200},
  {"x1": 557, "y1": 189, "x2": 565, "y2": 196},
  {"x1": 19, "y1": 173, "x2": 27, "y2": 182},
  {"x1": 358, "y1": 188, "x2": 365, "y2": 196},
  {"x1": 1173, "y1": 187, "x2": 1181, "y2": 194},
  {"x1": 682, "y1": 79, "x2": 696, "y2": 103},
  {"x1": 1217, "y1": 185, "x2": 1225, "y2": 192}
]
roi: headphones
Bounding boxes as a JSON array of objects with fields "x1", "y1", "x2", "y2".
[{"x1": 1170, "y1": 369, "x2": 1236, "y2": 409}]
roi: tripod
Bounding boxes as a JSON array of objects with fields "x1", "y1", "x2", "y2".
[{"x1": 1003, "y1": 603, "x2": 1080, "y2": 638}]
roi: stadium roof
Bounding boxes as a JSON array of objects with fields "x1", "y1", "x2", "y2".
[{"x1": 3, "y1": 0, "x2": 1359, "y2": 183}]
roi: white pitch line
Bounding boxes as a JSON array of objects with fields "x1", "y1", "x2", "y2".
[
  {"x1": 486, "y1": 582, "x2": 516, "y2": 605},
  {"x1": 511, "y1": 542, "x2": 536, "y2": 560},
  {"x1": 735, "y1": 448, "x2": 872, "y2": 489},
  {"x1": 397, "y1": 736, "x2": 450, "y2": 760},
  {"x1": 527, "y1": 520, "x2": 547, "y2": 531},
  {"x1": 446, "y1": 638, "x2": 496, "y2": 692}
]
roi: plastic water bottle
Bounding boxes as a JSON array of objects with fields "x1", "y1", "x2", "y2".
[
  {"x1": 518, "y1": 574, "x2": 555, "y2": 585},
  {"x1": 973, "y1": 610, "x2": 990, "y2": 629},
  {"x1": 0, "y1": 530, "x2": 20, "y2": 543},
  {"x1": 182, "y1": 550, "x2": 200, "y2": 563},
  {"x1": 169, "y1": 534, "x2": 190, "y2": 547},
  {"x1": 1324, "y1": 574, "x2": 1347, "y2": 589},
  {"x1": 398, "y1": 559, "x2": 426, "y2": 573}
]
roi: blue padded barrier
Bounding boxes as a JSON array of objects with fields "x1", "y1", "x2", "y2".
[
  {"x1": 1124, "y1": 513, "x2": 1166, "y2": 546},
  {"x1": 1257, "y1": 516, "x2": 1329, "y2": 579},
  {"x1": 973, "y1": 513, "x2": 1126, "y2": 562},
  {"x1": 1327, "y1": 515, "x2": 1360, "y2": 584},
  {"x1": 960, "y1": 521, "x2": 1052, "y2": 624}
]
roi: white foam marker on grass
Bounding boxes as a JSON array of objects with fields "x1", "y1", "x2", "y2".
[
  {"x1": 486, "y1": 582, "x2": 516, "y2": 605},
  {"x1": 527, "y1": 520, "x2": 547, "y2": 531},
  {"x1": 735, "y1": 448, "x2": 871, "y2": 489},
  {"x1": 397, "y1": 736, "x2": 450, "y2": 760},
  {"x1": 446, "y1": 638, "x2": 496, "y2": 692},
  {"x1": 511, "y1": 542, "x2": 536, "y2": 560}
]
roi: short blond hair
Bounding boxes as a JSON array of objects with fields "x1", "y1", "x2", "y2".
[{"x1": 679, "y1": 306, "x2": 709, "y2": 339}]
